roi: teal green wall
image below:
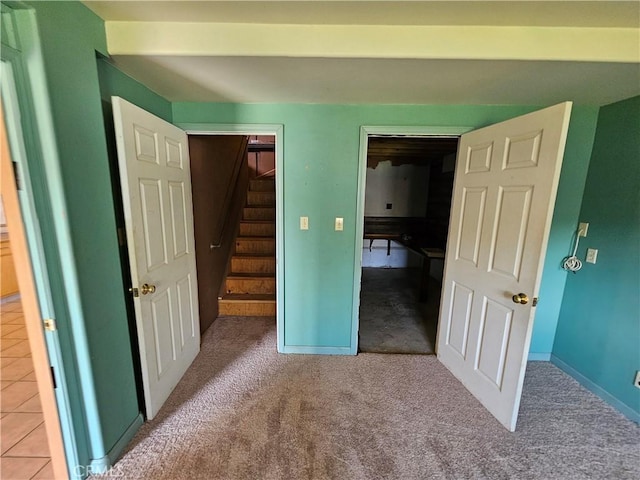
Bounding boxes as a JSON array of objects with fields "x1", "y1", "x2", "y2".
[
  {"x1": 173, "y1": 102, "x2": 598, "y2": 351},
  {"x1": 530, "y1": 108, "x2": 599, "y2": 355},
  {"x1": 22, "y1": 0, "x2": 169, "y2": 466},
  {"x1": 97, "y1": 59, "x2": 172, "y2": 122},
  {"x1": 553, "y1": 96, "x2": 640, "y2": 418}
]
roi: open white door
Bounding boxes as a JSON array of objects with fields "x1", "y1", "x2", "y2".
[
  {"x1": 112, "y1": 97, "x2": 200, "y2": 420},
  {"x1": 437, "y1": 102, "x2": 572, "y2": 431}
]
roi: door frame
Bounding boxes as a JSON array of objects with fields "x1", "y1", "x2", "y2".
[
  {"x1": 352, "y1": 126, "x2": 472, "y2": 354},
  {"x1": 177, "y1": 123, "x2": 285, "y2": 351},
  {"x1": 1, "y1": 57, "x2": 71, "y2": 479}
]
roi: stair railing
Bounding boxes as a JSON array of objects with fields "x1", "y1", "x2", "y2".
[
  {"x1": 210, "y1": 136, "x2": 249, "y2": 250},
  {"x1": 256, "y1": 167, "x2": 276, "y2": 179}
]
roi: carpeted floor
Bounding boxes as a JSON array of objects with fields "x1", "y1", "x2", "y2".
[
  {"x1": 92, "y1": 317, "x2": 640, "y2": 480},
  {"x1": 358, "y1": 268, "x2": 439, "y2": 354}
]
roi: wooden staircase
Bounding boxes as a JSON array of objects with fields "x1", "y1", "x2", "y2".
[{"x1": 219, "y1": 178, "x2": 276, "y2": 316}]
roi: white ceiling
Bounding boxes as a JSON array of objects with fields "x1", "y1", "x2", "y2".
[
  {"x1": 84, "y1": 1, "x2": 640, "y2": 106},
  {"x1": 108, "y1": 55, "x2": 640, "y2": 105}
]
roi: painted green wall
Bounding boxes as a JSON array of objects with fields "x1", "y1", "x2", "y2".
[
  {"x1": 173, "y1": 102, "x2": 598, "y2": 351},
  {"x1": 553, "y1": 96, "x2": 640, "y2": 418},
  {"x1": 530, "y1": 108, "x2": 599, "y2": 355},
  {"x1": 97, "y1": 59, "x2": 172, "y2": 122},
  {"x1": 22, "y1": 0, "x2": 169, "y2": 464}
]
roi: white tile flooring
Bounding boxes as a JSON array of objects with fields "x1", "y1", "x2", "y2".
[{"x1": 0, "y1": 298, "x2": 53, "y2": 479}]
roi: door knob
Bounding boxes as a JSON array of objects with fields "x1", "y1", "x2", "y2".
[
  {"x1": 512, "y1": 293, "x2": 529, "y2": 305},
  {"x1": 140, "y1": 283, "x2": 156, "y2": 295}
]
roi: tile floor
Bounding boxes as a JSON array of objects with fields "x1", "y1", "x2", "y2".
[{"x1": 0, "y1": 298, "x2": 53, "y2": 479}]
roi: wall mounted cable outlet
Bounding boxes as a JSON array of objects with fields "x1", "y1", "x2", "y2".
[{"x1": 578, "y1": 222, "x2": 589, "y2": 237}]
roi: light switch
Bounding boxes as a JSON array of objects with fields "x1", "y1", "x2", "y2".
[
  {"x1": 586, "y1": 248, "x2": 598, "y2": 264},
  {"x1": 335, "y1": 217, "x2": 344, "y2": 231},
  {"x1": 300, "y1": 216, "x2": 309, "y2": 230}
]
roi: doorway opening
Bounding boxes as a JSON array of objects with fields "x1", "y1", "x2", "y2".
[
  {"x1": 357, "y1": 133, "x2": 459, "y2": 354},
  {"x1": 188, "y1": 134, "x2": 277, "y2": 332},
  {"x1": 0, "y1": 224, "x2": 54, "y2": 477},
  {"x1": 1, "y1": 84, "x2": 69, "y2": 478}
]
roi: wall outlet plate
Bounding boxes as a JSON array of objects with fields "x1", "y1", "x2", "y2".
[
  {"x1": 578, "y1": 222, "x2": 589, "y2": 237},
  {"x1": 634, "y1": 371, "x2": 640, "y2": 389},
  {"x1": 335, "y1": 217, "x2": 344, "y2": 231},
  {"x1": 300, "y1": 216, "x2": 309, "y2": 230},
  {"x1": 586, "y1": 248, "x2": 598, "y2": 264}
]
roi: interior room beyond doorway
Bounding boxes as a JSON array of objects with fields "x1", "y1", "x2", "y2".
[{"x1": 358, "y1": 135, "x2": 459, "y2": 354}]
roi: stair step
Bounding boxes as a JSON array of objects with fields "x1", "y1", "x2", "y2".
[
  {"x1": 231, "y1": 254, "x2": 276, "y2": 274},
  {"x1": 235, "y1": 237, "x2": 276, "y2": 255},
  {"x1": 239, "y1": 221, "x2": 275, "y2": 237},
  {"x1": 220, "y1": 175, "x2": 276, "y2": 318},
  {"x1": 250, "y1": 179, "x2": 276, "y2": 192},
  {"x1": 247, "y1": 191, "x2": 275, "y2": 206},
  {"x1": 219, "y1": 294, "x2": 276, "y2": 316},
  {"x1": 225, "y1": 274, "x2": 276, "y2": 294},
  {"x1": 244, "y1": 207, "x2": 275, "y2": 221}
]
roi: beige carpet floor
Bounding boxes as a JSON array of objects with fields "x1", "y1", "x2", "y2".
[{"x1": 92, "y1": 317, "x2": 639, "y2": 480}]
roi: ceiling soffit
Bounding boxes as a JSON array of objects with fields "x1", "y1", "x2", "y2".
[
  {"x1": 84, "y1": 1, "x2": 640, "y2": 105},
  {"x1": 104, "y1": 22, "x2": 638, "y2": 64},
  {"x1": 84, "y1": 1, "x2": 640, "y2": 28}
]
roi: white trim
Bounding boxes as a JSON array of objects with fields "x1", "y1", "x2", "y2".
[
  {"x1": 352, "y1": 126, "x2": 473, "y2": 355},
  {"x1": 364, "y1": 126, "x2": 474, "y2": 137},
  {"x1": 551, "y1": 355, "x2": 640, "y2": 424},
  {"x1": 177, "y1": 123, "x2": 285, "y2": 352},
  {"x1": 181, "y1": 124, "x2": 283, "y2": 136}
]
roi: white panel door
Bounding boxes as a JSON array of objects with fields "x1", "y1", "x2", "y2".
[
  {"x1": 112, "y1": 97, "x2": 200, "y2": 420},
  {"x1": 437, "y1": 102, "x2": 572, "y2": 431}
]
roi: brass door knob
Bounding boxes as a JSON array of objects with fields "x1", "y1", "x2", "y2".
[
  {"x1": 140, "y1": 283, "x2": 156, "y2": 295},
  {"x1": 512, "y1": 293, "x2": 529, "y2": 304}
]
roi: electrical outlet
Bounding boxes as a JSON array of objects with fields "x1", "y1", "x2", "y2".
[
  {"x1": 634, "y1": 371, "x2": 640, "y2": 389},
  {"x1": 335, "y1": 217, "x2": 344, "y2": 231},
  {"x1": 586, "y1": 248, "x2": 598, "y2": 264},
  {"x1": 578, "y1": 222, "x2": 589, "y2": 237},
  {"x1": 300, "y1": 216, "x2": 309, "y2": 230}
]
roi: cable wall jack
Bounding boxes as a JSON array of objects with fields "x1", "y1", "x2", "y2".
[{"x1": 562, "y1": 223, "x2": 588, "y2": 273}]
